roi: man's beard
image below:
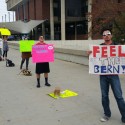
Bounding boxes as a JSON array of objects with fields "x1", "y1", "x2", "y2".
[{"x1": 105, "y1": 39, "x2": 110, "y2": 42}]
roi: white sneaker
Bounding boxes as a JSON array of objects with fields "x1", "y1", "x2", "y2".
[{"x1": 100, "y1": 116, "x2": 110, "y2": 122}]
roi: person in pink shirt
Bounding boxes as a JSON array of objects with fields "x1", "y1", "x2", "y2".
[{"x1": 35, "y1": 36, "x2": 51, "y2": 88}]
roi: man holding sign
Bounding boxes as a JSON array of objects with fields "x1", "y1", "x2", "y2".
[
  {"x1": 87, "y1": 29, "x2": 125, "y2": 123},
  {"x1": 33, "y1": 36, "x2": 53, "y2": 88}
]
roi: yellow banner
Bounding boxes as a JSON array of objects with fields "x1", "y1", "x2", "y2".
[{"x1": 48, "y1": 90, "x2": 78, "y2": 99}]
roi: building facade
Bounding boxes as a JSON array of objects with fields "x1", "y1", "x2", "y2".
[
  {"x1": 6, "y1": 0, "x2": 90, "y2": 40},
  {"x1": 6, "y1": 0, "x2": 125, "y2": 40}
]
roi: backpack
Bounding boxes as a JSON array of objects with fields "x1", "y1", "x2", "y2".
[{"x1": 6, "y1": 59, "x2": 15, "y2": 67}]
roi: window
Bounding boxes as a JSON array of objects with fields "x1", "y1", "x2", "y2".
[{"x1": 66, "y1": 0, "x2": 87, "y2": 17}]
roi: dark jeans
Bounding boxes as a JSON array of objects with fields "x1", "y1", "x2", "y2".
[
  {"x1": 20, "y1": 58, "x2": 29, "y2": 69},
  {"x1": 100, "y1": 75, "x2": 125, "y2": 122},
  {"x1": 3, "y1": 51, "x2": 8, "y2": 58}
]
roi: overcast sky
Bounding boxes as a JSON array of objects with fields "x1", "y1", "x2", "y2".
[{"x1": 0, "y1": 0, "x2": 15, "y2": 22}]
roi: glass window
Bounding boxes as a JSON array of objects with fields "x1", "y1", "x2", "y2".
[
  {"x1": 66, "y1": 0, "x2": 88, "y2": 17},
  {"x1": 53, "y1": 0, "x2": 61, "y2": 18}
]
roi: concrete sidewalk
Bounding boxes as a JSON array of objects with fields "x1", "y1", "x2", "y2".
[{"x1": 0, "y1": 48, "x2": 125, "y2": 125}]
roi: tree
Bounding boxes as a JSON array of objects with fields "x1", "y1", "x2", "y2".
[
  {"x1": 112, "y1": 13, "x2": 125, "y2": 42},
  {"x1": 89, "y1": 0, "x2": 125, "y2": 41}
]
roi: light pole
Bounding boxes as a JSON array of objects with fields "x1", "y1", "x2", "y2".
[
  {"x1": 8, "y1": 12, "x2": 10, "y2": 22},
  {"x1": 13, "y1": 11, "x2": 15, "y2": 21},
  {"x1": 23, "y1": 0, "x2": 27, "y2": 21},
  {"x1": 2, "y1": 16, "x2": 3, "y2": 22},
  {"x1": 5, "y1": 14, "x2": 6, "y2": 22},
  {"x1": 75, "y1": 22, "x2": 77, "y2": 40}
]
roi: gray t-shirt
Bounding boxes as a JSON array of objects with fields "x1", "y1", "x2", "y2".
[{"x1": 3, "y1": 40, "x2": 9, "y2": 51}]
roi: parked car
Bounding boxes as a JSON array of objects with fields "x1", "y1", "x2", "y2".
[{"x1": 8, "y1": 35, "x2": 15, "y2": 41}]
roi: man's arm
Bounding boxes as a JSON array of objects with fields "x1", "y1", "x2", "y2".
[{"x1": 86, "y1": 50, "x2": 92, "y2": 55}]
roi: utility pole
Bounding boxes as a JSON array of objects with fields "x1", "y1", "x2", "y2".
[
  {"x1": 23, "y1": 0, "x2": 26, "y2": 21},
  {"x1": 5, "y1": 14, "x2": 6, "y2": 22},
  {"x1": 8, "y1": 12, "x2": 10, "y2": 22},
  {"x1": 2, "y1": 16, "x2": 3, "y2": 22},
  {"x1": 13, "y1": 11, "x2": 15, "y2": 21}
]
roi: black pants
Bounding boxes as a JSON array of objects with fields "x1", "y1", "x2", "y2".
[
  {"x1": 3, "y1": 51, "x2": 8, "y2": 58},
  {"x1": 20, "y1": 58, "x2": 29, "y2": 69}
]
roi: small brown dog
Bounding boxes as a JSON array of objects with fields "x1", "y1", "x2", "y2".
[
  {"x1": 54, "y1": 87, "x2": 61, "y2": 97},
  {"x1": 19, "y1": 69, "x2": 32, "y2": 76}
]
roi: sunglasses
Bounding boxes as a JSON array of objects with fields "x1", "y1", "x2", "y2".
[{"x1": 103, "y1": 33, "x2": 111, "y2": 36}]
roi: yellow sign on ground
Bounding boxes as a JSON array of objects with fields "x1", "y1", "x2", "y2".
[
  {"x1": 48, "y1": 90, "x2": 78, "y2": 99},
  {"x1": 19, "y1": 40, "x2": 35, "y2": 52}
]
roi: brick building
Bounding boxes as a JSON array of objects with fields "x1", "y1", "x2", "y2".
[
  {"x1": 6, "y1": 0, "x2": 89, "y2": 40},
  {"x1": 5, "y1": 0, "x2": 125, "y2": 40}
]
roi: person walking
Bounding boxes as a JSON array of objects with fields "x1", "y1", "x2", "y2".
[
  {"x1": 35, "y1": 36, "x2": 51, "y2": 88},
  {"x1": 2, "y1": 36, "x2": 9, "y2": 60},
  {"x1": 87, "y1": 29, "x2": 125, "y2": 123}
]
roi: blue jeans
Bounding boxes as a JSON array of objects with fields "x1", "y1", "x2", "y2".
[{"x1": 100, "y1": 75, "x2": 125, "y2": 122}]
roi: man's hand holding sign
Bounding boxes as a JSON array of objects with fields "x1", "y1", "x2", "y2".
[{"x1": 89, "y1": 45, "x2": 125, "y2": 74}]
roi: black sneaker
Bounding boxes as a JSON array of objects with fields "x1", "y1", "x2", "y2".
[
  {"x1": 36, "y1": 84, "x2": 40, "y2": 88},
  {"x1": 45, "y1": 83, "x2": 51, "y2": 87},
  {"x1": 122, "y1": 120, "x2": 125, "y2": 123},
  {"x1": 20, "y1": 65, "x2": 22, "y2": 70}
]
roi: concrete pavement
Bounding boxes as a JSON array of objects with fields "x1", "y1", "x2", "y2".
[{"x1": 0, "y1": 48, "x2": 125, "y2": 125}]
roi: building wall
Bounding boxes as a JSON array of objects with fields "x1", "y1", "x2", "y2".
[
  {"x1": 41, "y1": 0, "x2": 50, "y2": 20},
  {"x1": 35, "y1": 0, "x2": 50, "y2": 20},
  {"x1": 25, "y1": 1, "x2": 29, "y2": 21},
  {"x1": 67, "y1": 34, "x2": 88, "y2": 40},
  {"x1": 29, "y1": 0, "x2": 35, "y2": 20},
  {"x1": 15, "y1": 8, "x2": 18, "y2": 20},
  {"x1": 14, "y1": 0, "x2": 50, "y2": 21},
  {"x1": 19, "y1": 5, "x2": 23, "y2": 20},
  {"x1": 35, "y1": 0, "x2": 42, "y2": 19}
]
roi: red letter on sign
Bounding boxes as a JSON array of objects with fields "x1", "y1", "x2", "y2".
[
  {"x1": 110, "y1": 46, "x2": 116, "y2": 57},
  {"x1": 93, "y1": 46, "x2": 100, "y2": 57},
  {"x1": 102, "y1": 46, "x2": 107, "y2": 57},
  {"x1": 118, "y1": 46, "x2": 125, "y2": 57}
]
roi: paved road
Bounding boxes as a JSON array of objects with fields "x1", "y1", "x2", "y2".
[{"x1": 0, "y1": 48, "x2": 125, "y2": 125}]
